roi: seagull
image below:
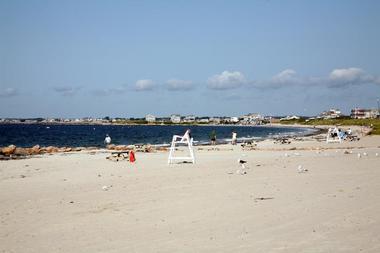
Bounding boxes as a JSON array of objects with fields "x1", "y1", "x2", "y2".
[
  {"x1": 238, "y1": 155, "x2": 248, "y2": 169},
  {"x1": 237, "y1": 154, "x2": 248, "y2": 174},
  {"x1": 297, "y1": 165, "x2": 308, "y2": 173}
]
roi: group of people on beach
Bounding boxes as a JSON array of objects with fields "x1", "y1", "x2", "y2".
[
  {"x1": 209, "y1": 130, "x2": 237, "y2": 145},
  {"x1": 103, "y1": 130, "x2": 239, "y2": 146}
]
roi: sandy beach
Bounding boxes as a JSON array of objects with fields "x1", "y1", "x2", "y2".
[{"x1": 1, "y1": 133, "x2": 380, "y2": 253}]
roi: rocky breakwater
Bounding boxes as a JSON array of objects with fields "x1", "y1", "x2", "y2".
[
  {"x1": 0, "y1": 143, "x2": 167, "y2": 160},
  {"x1": 0, "y1": 145, "x2": 86, "y2": 160}
]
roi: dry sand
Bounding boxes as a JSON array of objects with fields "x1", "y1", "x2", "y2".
[{"x1": 1, "y1": 134, "x2": 380, "y2": 252}]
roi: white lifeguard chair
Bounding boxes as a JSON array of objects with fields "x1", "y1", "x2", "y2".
[
  {"x1": 168, "y1": 130, "x2": 195, "y2": 164},
  {"x1": 326, "y1": 127, "x2": 342, "y2": 143}
]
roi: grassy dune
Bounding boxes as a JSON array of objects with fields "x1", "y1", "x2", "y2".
[{"x1": 280, "y1": 117, "x2": 380, "y2": 135}]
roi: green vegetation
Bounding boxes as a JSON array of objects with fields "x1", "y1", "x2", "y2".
[{"x1": 279, "y1": 117, "x2": 380, "y2": 135}]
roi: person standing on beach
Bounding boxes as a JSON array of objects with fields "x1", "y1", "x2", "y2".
[
  {"x1": 231, "y1": 131, "x2": 237, "y2": 145},
  {"x1": 104, "y1": 134, "x2": 111, "y2": 145},
  {"x1": 209, "y1": 130, "x2": 216, "y2": 145}
]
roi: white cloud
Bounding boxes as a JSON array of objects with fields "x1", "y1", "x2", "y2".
[
  {"x1": 253, "y1": 69, "x2": 304, "y2": 89},
  {"x1": 207, "y1": 71, "x2": 246, "y2": 90},
  {"x1": 327, "y1": 67, "x2": 378, "y2": 87},
  {"x1": 329, "y1": 67, "x2": 364, "y2": 81},
  {"x1": 53, "y1": 86, "x2": 81, "y2": 96},
  {"x1": 166, "y1": 79, "x2": 194, "y2": 91},
  {"x1": 270, "y1": 69, "x2": 301, "y2": 86},
  {"x1": 134, "y1": 79, "x2": 155, "y2": 91},
  {"x1": 253, "y1": 67, "x2": 380, "y2": 89},
  {"x1": 0, "y1": 87, "x2": 18, "y2": 98}
]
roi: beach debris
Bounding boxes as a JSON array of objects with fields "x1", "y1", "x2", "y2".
[
  {"x1": 343, "y1": 150, "x2": 350, "y2": 154},
  {"x1": 357, "y1": 153, "x2": 361, "y2": 158},
  {"x1": 241, "y1": 141, "x2": 257, "y2": 150},
  {"x1": 363, "y1": 152, "x2": 368, "y2": 156},
  {"x1": 107, "y1": 151, "x2": 129, "y2": 162},
  {"x1": 284, "y1": 153, "x2": 289, "y2": 157},
  {"x1": 254, "y1": 197, "x2": 274, "y2": 201},
  {"x1": 376, "y1": 153, "x2": 379, "y2": 157},
  {"x1": 293, "y1": 152, "x2": 300, "y2": 156},
  {"x1": 297, "y1": 165, "x2": 308, "y2": 173},
  {"x1": 274, "y1": 137, "x2": 291, "y2": 144},
  {"x1": 102, "y1": 185, "x2": 112, "y2": 191},
  {"x1": 236, "y1": 169, "x2": 247, "y2": 175}
]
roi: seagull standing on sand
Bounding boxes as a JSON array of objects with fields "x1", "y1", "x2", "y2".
[
  {"x1": 237, "y1": 154, "x2": 248, "y2": 174},
  {"x1": 297, "y1": 165, "x2": 308, "y2": 173},
  {"x1": 238, "y1": 154, "x2": 248, "y2": 168}
]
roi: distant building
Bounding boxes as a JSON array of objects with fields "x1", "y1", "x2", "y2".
[
  {"x1": 197, "y1": 117, "x2": 210, "y2": 123},
  {"x1": 351, "y1": 108, "x2": 378, "y2": 119},
  {"x1": 230, "y1": 117, "x2": 239, "y2": 123},
  {"x1": 145, "y1": 114, "x2": 156, "y2": 123},
  {"x1": 280, "y1": 115, "x2": 300, "y2": 121},
  {"x1": 209, "y1": 117, "x2": 221, "y2": 124},
  {"x1": 242, "y1": 113, "x2": 264, "y2": 125},
  {"x1": 170, "y1": 114, "x2": 181, "y2": 123},
  {"x1": 183, "y1": 115, "x2": 196, "y2": 123},
  {"x1": 319, "y1": 108, "x2": 341, "y2": 119}
]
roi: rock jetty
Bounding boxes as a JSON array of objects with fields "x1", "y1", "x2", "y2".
[{"x1": 0, "y1": 143, "x2": 164, "y2": 160}]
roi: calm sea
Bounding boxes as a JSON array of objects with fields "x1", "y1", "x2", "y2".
[{"x1": 0, "y1": 124, "x2": 316, "y2": 148}]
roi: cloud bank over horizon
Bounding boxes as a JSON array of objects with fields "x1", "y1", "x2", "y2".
[{"x1": 2, "y1": 67, "x2": 379, "y2": 96}]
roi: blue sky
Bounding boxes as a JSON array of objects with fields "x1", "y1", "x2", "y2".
[{"x1": 1, "y1": 0, "x2": 379, "y2": 118}]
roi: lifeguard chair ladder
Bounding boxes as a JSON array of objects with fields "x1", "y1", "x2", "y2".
[{"x1": 168, "y1": 130, "x2": 195, "y2": 164}]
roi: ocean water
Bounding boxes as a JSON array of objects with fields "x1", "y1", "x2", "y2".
[{"x1": 0, "y1": 124, "x2": 316, "y2": 148}]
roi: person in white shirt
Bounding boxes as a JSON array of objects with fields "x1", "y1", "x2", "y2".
[
  {"x1": 104, "y1": 134, "x2": 111, "y2": 145},
  {"x1": 231, "y1": 131, "x2": 237, "y2": 145}
]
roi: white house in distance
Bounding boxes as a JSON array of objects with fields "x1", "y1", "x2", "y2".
[
  {"x1": 209, "y1": 117, "x2": 221, "y2": 124},
  {"x1": 351, "y1": 108, "x2": 379, "y2": 119},
  {"x1": 183, "y1": 115, "x2": 196, "y2": 123},
  {"x1": 230, "y1": 116, "x2": 239, "y2": 123},
  {"x1": 241, "y1": 113, "x2": 264, "y2": 125},
  {"x1": 197, "y1": 117, "x2": 210, "y2": 123},
  {"x1": 170, "y1": 114, "x2": 181, "y2": 123},
  {"x1": 319, "y1": 108, "x2": 341, "y2": 119},
  {"x1": 145, "y1": 114, "x2": 156, "y2": 123},
  {"x1": 280, "y1": 115, "x2": 300, "y2": 121}
]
